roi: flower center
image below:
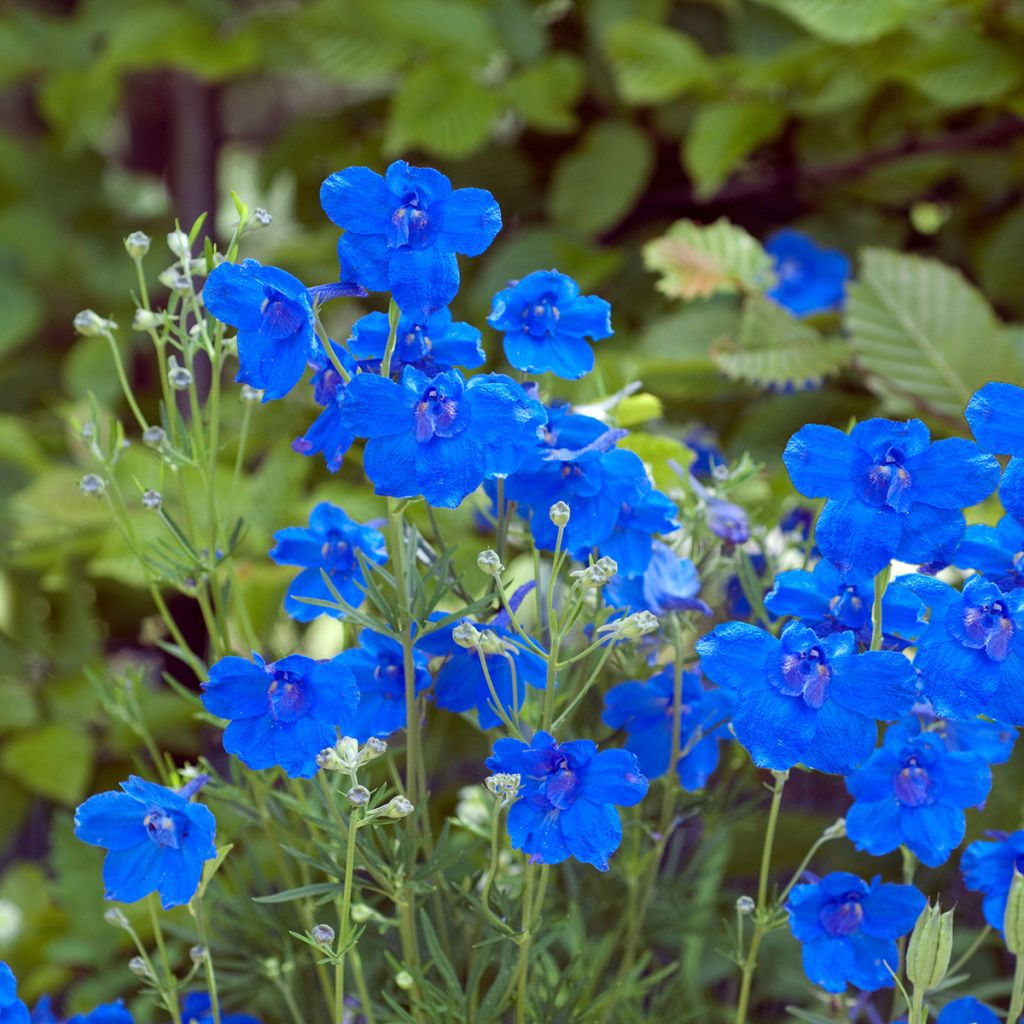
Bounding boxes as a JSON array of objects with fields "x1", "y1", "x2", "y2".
[
  {"x1": 955, "y1": 597, "x2": 1016, "y2": 661},
  {"x1": 777, "y1": 257, "x2": 802, "y2": 284},
  {"x1": 387, "y1": 191, "x2": 438, "y2": 249},
  {"x1": 892, "y1": 756, "x2": 936, "y2": 806},
  {"x1": 260, "y1": 290, "x2": 305, "y2": 337},
  {"x1": 543, "y1": 754, "x2": 580, "y2": 811},
  {"x1": 374, "y1": 660, "x2": 404, "y2": 699},
  {"x1": 864, "y1": 446, "x2": 914, "y2": 512},
  {"x1": 413, "y1": 384, "x2": 463, "y2": 442},
  {"x1": 267, "y1": 669, "x2": 312, "y2": 723},
  {"x1": 522, "y1": 295, "x2": 560, "y2": 338},
  {"x1": 319, "y1": 531, "x2": 354, "y2": 571},
  {"x1": 398, "y1": 325, "x2": 431, "y2": 363},
  {"x1": 819, "y1": 895, "x2": 864, "y2": 937},
  {"x1": 143, "y1": 806, "x2": 186, "y2": 849},
  {"x1": 828, "y1": 584, "x2": 867, "y2": 629},
  {"x1": 779, "y1": 644, "x2": 832, "y2": 709}
]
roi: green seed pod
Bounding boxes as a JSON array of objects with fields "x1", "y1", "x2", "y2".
[
  {"x1": 905, "y1": 901, "x2": 954, "y2": 991},
  {"x1": 1005, "y1": 869, "x2": 1024, "y2": 955}
]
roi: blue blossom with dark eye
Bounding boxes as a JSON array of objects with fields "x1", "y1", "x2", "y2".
[
  {"x1": 292, "y1": 346, "x2": 356, "y2": 472},
  {"x1": 897, "y1": 573, "x2": 1024, "y2": 724},
  {"x1": 419, "y1": 619, "x2": 547, "y2": 730},
  {"x1": 320, "y1": 161, "x2": 501, "y2": 317},
  {"x1": 485, "y1": 731, "x2": 648, "y2": 869},
  {"x1": 764, "y1": 560, "x2": 926, "y2": 647},
  {"x1": 340, "y1": 367, "x2": 545, "y2": 508},
  {"x1": 347, "y1": 307, "x2": 485, "y2": 377},
  {"x1": 696, "y1": 620, "x2": 917, "y2": 774},
  {"x1": 957, "y1": 515, "x2": 1024, "y2": 592},
  {"x1": 785, "y1": 872, "x2": 925, "y2": 993},
  {"x1": 269, "y1": 503, "x2": 387, "y2": 622},
  {"x1": 487, "y1": 270, "x2": 612, "y2": 379},
  {"x1": 202, "y1": 653, "x2": 358, "y2": 778},
  {"x1": 605, "y1": 541, "x2": 711, "y2": 617},
  {"x1": 73, "y1": 776, "x2": 216, "y2": 910},
  {"x1": 591, "y1": 487, "x2": 678, "y2": 577},
  {"x1": 962, "y1": 829, "x2": 1024, "y2": 931},
  {"x1": 337, "y1": 629, "x2": 431, "y2": 741},
  {"x1": 784, "y1": 418, "x2": 1000, "y2": 577},
  {"x1": 934, "y1": 998, "x2": 999, "y2": 1024},
  {"x1": 602, "y1": 668, "x2": 734, "y2": 790},
  {"x1": 0, "y1": 964, "x2": 29, "y2": 1024},
  {"x1": 765, "y1": 230, "x2": 850, "y2": 316},
  {"x1": 181, "y1": 993, "x2": 261, "y2": 1024},
  {"x1": 966, "y1": 382, "x2": 1024, "y2": 522},
  {"x1": 845, "y1": 718, "x2": 991, "y2": 867}
]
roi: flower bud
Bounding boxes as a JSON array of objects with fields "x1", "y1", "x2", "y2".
[
  {"x1": 485, "y1": 772, "x2": 521, "y2": 806},
  {"x1": 189, "y1": 944, "x2": 206, "y2": 964},
  {"x1": 159, "y1": 267, "x2": 192, "y2": 293},
  {"x1": 240, "y1": 384, "x2": 263, "y2": 402},
  {"x1": 0, "y1": 900, "x2": 22, "y2": 945},
  {"x1": 822, "y1": 818, "x2": 847, "y2": 839},
  {"x1": 571, "y1": 556, "x2": 618, "y2": 589},
  {"x1": 317, "y1": 736, "x2": 360, "y2": 772},
  {"x1": 80, "y1": 473, "x2": 105, "y2": 496},
  {"x1": 381, "y1": 795, "x2": 414, "y2": 820},
  {"x1": 1006, "y1": 869, "x2": 1024, "y2": 955},
  {"x1": 346, "y1": 784, "x2": 371, "y2": 808},
  {"x1": 166, "y1": 229, "x2": 191, "y2": 260},
  {"x1": 360, "y1": 737, "x2": 387, "y2": 763},
  {"x1": 395, "y1": 970, "x2": 414, "y2": 991},
  {"x1": 142, "y1": 489, "x2": 162, "y2": 510},
  {"x1": 906, "y1": 901, "x2": 954, "y2": 990},
  {"x1": 132, "y1": 308, "x2": 162, "y2": 332},
  {"x1": 253, "y1": 208, "x2": 273, "y2": 227},
  {"x1": 351, "y1": 903, "x2": 376, "y2": 924},
  {"x1": 549, "y1": 501, "x2": 570, "y2": 527},
  {"x1": 81, "y1": 422, "x2": 95, "y2": 442},
  {"x1": 311, "y1": 923, "x2": 335, "y2": 946},
  {"x1": 124, "y1": 231, "x2": 151, "y2": 258},
  {"x1": 736, "y1": 896, "x2": 755, "y2": 915},
  {"x1": 142, "y1": 425, "x2": 166, "y2": 448},
  {"x1": 73, "y1": 309, "x2": 116, "y2": 337},
  {"x1": 598, "y1": 610, "x2": 659, "y2": 640},
  {"x1": 477, "y1": 549, "x2": 504, "y2": 577},
  {"x1": 452, "y1": 621, "x2": 482, "y2": 650},
  {"x1": 168, "y1": 357, "x2": 192, "y2": 391},
  {"x1": 477, "y1": 630, "x2": 507, "y2": 656},
  {"x1": 128, "y1": 955, "x2": 153, "y2": 979},
  {"x1": 104, "y1": 907, "x2": 129, "y2": 928}
]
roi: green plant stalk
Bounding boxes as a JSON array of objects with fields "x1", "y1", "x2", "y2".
[
  {"x1": 514, "y1": 862, "x2": 536, "y2": 1024},
  {"x1": 190, "y1": 896, "x2": 222, "y2": 1024},
  {"x1": 380, "y1": 298, "x2": 401, "y2": 378},
  {"x1": 870, "y1": 565, "x2": 892, "y2": 652},
  {"x1": 909, "y1": 985, "x2": 927, "y2": 1024},
  {"x1": 734, "y1": 769, "x2": 789, "y2": 1024},
  {"x1": 102, "y1": 328, "x2": 149, "y2": 432},
  {"x1": 335, "y1": 805, "x2": 361, "y2": 1024},
  {"x1": 1008, "y1": 955, "x2": 1024, "y2": 1024},
  {"x1": 148, "y1": 894, "x2": 183, "y2": 1024}
]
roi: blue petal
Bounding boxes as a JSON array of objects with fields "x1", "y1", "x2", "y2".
[
  {"x1": 851, "y1": 418, "x2": 931, "y2": 458},
  {"x1": 415, "y1": 433, "x2": 487, "y2": 508},
  {"x1": 102, "y1": 841, "x2": 162, "y2": 904},
  {"x1": 320, "y1": 166, "x2": 394, "y2": 234},
  {"x1": 785, "y1": 881, "x2": 827, "y2": 941},
  {"x1": 816, "y1": 499, "x2": 901, "y2": 578},
  {"x1": 900, "y1": 803, "x2": 964, "y2": 867},
  {"x1": 966, "y1": 382, "x2": 1024, "y2": 455},
  {"x1": 309, "y1": 658, "x2": 359, "y2": 725},
  {"x1": 156, "y1": 842, "x2": 207, "y2": 909},
  {"x1": 731, "y1": 688, "x2": 817, "y2": 770},
  {"x1": 434, "y1": 187, "x2": 502, "y2": 256},
  {"x1": 73, "y1": 791, "x2": 146, "y2": 851},
  {"x1": 898, "y1": 504, "x2": 966, "y2": 567},
  {"x1": 341, "y1": 373, "x2": 416, "y2": 437},
  {"x1": 783, "y1": 425, "x2": 863, "y2": 500},
  {"x1": 678, "y1": 734, "x2": 722, "y2": 791},
  {"x1": 579, "y1": 748, "x2": 648, "y2": 806},
  {"x1": 986, "y1": 654, "x2": 1024, "y2": 725},
  {"x1": 202, "y1": 261, "x2": 269, "y2": 331},
  {"x1": 388, "y1": 245, "x2": 459, "y2": 318},
  {"x1": 223, "y1": 714, "x2": 277, "y2": 772},
  {"x1": 234, "y1": 329, "x2": 309, "y2": 401},
  {"x1": 941, "y1": 751, "x2": 993, "y2": 807},
  {"x1": 800, "y1": 936, "x2": 853, "y2": 994},
  {"x1": 385, "y1": 160, "x2": 452, "y2": 203},
  {"x1": 695, "y1": 623, "x2": 780, "y2": 692},
  {"x1": 503, "y1": 330, "x2": 594, "y2": 379},
  {"x1": 846, "y1": 747, "x2": 900, "y2": 801},
  {"x1": 847, "y1": 932, "x2": 899, "y2": 992},
  {"x1": 764, "y1": 568, "x2": 831, "y2": 621},
  {"x1": 916, "y1": 639, "x2": 997, "y2": 720},
  {"x1": 558, "y1": 295, "x2": 613, "y2": 339},
  {"x1": 338, "y1": 232, "x2": 390, "y2": 293},
  {"x1": 560, "y1": 798, "x2": 622, "y2": 870},
  {"x1": 912, "y1": 438, "x2": 1000, "y2": 510},
  {"x1": 846, "y1": 797, "x2": 902, "y2": 857},
  {"x1": 507, "y1": 797, "x2": 569, "y2": 865},
  {"x1": 202, "y1": 657, "x2": 270, "y2": 721},
  {"x1": 860, "y1": 881, "x2": 926, "y2": 940},
  {"x1": 346, "y1": 311, "x2": 392, "y2": 360},
  {"x1": 1001, "y1": 456, "x2": 1024, "y2": 522},
  {"x1": 829, "y1": 651, "x2": 916, "y2": 719},
  {"x1": 268, "y1": 526, "x2": 323, "y2": 568},
  {"x1": 801, "y1": 700, "x2": 878, "y2": 775},
  {"x1": 936, "y1": 998, "x2": 1000, "y2": 1024}
]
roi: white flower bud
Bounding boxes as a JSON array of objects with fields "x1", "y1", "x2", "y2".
[
  {"x1": 360, "y1": 737, "x2": 387, "y2": 763},
  {"x1": 142, "y1": 426, "x2": 166, "y2": 448},
  {"x1": 598, "y1": 610, "x2": 659, "y2": 640},
  {"x1": 395, "y1": 970, "x2": 414, "y2": 991},
  {"x1": 571, "y1": 556, "x2": 618, "y2": 589},
  {"x1": 142, "y1": 489, "x2": 162, "y2": 510},
  {"x1": 452, "y1": 622, "x2": 482, "y2": 650},
  {"x1": 477, "y1": 630, "x2": 507, "y2": 656},
  {"x1": 477, "y1": 549, "x2": 504, "y2": 577},
  {"x1": 166, "y1": 229, "x2": 191, "y2": 260},
  {"x1": 128, "y1": 955, "x2": 153, "y2": 979},
  {"x1": 79, "y1": 474, "x2": 105, "y2": 496},
  {"x1": 253, "y1": 208, "x2": 273, "y2": 227},
  {"x1": 189, "y1": 944, "x2": 206, "y2": 964},
  {"x1": 73, "y1": 309, "x2": 116, "y2": 337},
  {"x1": 132, "y1": 308, "x2": 162, "y2": 332},
  {"x1": 240, "y1": 384, "x2": 263, "y2": 402},
  {"x1": 311, "y1": 923, "x2": 335, "y2": 945},
  {"x1": 104, "y1": 907, "x2": 129, "y2": 928},
  {"x1": 485, "y1": 773, "x2": 521, "y2": 806},
  {"x1": 736, "y1": 896, "x2": 755, "y2": 915},
  {"x1": 346, "y1": 784, "x2": 371, "y2": 807},
  {"x1": 549, "y1": 501, "x2": 570, "y2": 527},
  {"x1": 906, "y1": 901, "x2": 954, "y2": 990},
  {"x1": 381, "y1": 795, "x2": 414, "y2": 820},
  {"x1": 1006, "y1": 869, "x2": 1024, "y2": 955},
  {"x1": 124, "y1": 231, "x2": 151, "y2": 258},
  {"x1": 168, "y1": 357, "x2": 192, "y2": 391}
]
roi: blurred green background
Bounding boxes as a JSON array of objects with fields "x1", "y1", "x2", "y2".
[{"x1": 2, "y1": 0, "x2": 1024, "y2": 1008}]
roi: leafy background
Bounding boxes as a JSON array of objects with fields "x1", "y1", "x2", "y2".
[{"x1": 2, "y1": 0, "x2": 1024, "y2": 1013}]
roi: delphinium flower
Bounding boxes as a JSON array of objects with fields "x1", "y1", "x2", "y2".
[
  {"x1": 202, "y1": 653, "x2": 358, "y2": 778},
  {"x1": 784, "y1": 873, "x2": 925, "y2": 992},
  {"x1": 419, "y1": 618, "x2": 547, "y2": 729},
  {"x1": 764, "y1": 560, "x2": 926, "y2": 648},
  {"x1": 602, "y1": 668, "x2": 734, "y2": 790},
  {"x1": 487, "y1": 269, "x2": 612, "y2": 379},
  {"x1": 268, "y1": 503, "x2": 387, "y2": 622},
  {"x1": 336, "y1": 628, "x2": 431, "y2": 741},
  {"x1": 696, "y1": 621, "x2": 917, "y2": 774},
  {"x1": 844, "y1": 717, "x2": 991, "y2": 866},
  {"x1": 68, "y1": 1004, "x2": 133, "y2": 1024},
  {"x1": 73, "y1": 776, "x2": 216, "y2": 909},
  {"x1": 485, "y1": 731, "x2": 648, "y2": 869},
  {"x1": 347, "y1": 306, "x2": 485, "y2": 377},
  {"x1": 605, "y1": 541, "x2": 711, "y2": 617},
  {"x1": 966, "y1": 381, "x2": 1024, "y2": 521},
  {"x1": 783, "y1": 417, "x2": 1000, "y2": 576},
  {"x1": 339, "y1": 367, "x2": 545, "y2": 508},
  {"x1": 0, "y1": 964, "x2": 28, "y2": 1024},
  {"x1": 765, "y1": 229, "x2": 850, "y2": 316},
  {"x1": 961, "y1": 830, "x2": 1024, "y2": 931},
  {"x1": 320, "y1": 160, "x2": 501, "y2": 316},
  {"x1": 930, "y1": 713, "x2": 1017, "y2": 764},
  {"x1": 591, "y1": 488, "x2": 678, "y2": 577},
  {"x1": 181, "y1": 993, "x2": 261, "y2": 1024},
  {"x1": 932, "y1": 998, "x2": 999, "y2": 1024},
  {"x1": 895, "y1": 573, "x2": 1024, "y2": 723},
  {"x1": 291, "y1": 344, "x2": 356, "y2": 472},
  {"x1": 956, "y1": 514, "x2": 1024, "y2": 591}
]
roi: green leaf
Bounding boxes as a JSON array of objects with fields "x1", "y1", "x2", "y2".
[
  {"x1": 712, "y1": 294, "x2": 850, "y2": 390},
  {"x1": 387, "y1": 63, "x2": 499, "y2": 158},
  {"x1": 643, "y1": 218, "x2": 774, "y2": 301},
  {"x1": 615, "y1": 393, "x2": 663, "y2": 427},
  {"x1": 1, "y1": 722, "x2": 95, "y2": 805},
  {"x1": 845, "y1": 248, "x2": 1024, "y2": 420},
  {"x1": 896, "y1": 32, "x2": 1023, "y2": 107},
  {"x1": 618, "y1": 433, "x2": 693, "y2": 491},
  {"x1": 754, "y1": 0, "x2": 928, "y2": 44},
  {"x1": 504, "y1": 53, "x2": 585, "y2": 132},
  {"x1": 683, "y1": 100, "x2": 787, "y2": 198},
  {"x1": 548, "y1": 121, "x2": 654, "y2": 235},
  {"x1": 603, "y1": 18, "x2": 714, "y2": 104}
]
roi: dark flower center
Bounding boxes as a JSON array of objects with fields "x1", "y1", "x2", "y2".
[
  {"x1": 413, "y1": 384, "x2": 463, "y2": 442},
  {"x1": 374, "y1": 659, "x2": 404, "y2": 699},
  {"x1": 779, "y1": 644, "x2": 832, "y2": 709},
  {"x1": 542, "y1": 754, "x2": 580, "y2": 810},
  {"x1": 260, "y1": 289, "x2": 305, "y2": 338},
  {"x1": 267, "y1": 669, "x2": 312, "y2": 722},
  {"x1": 864, "y1": 446, "x2": 914, "y2": 513},
  {"x1": 819, "y1": 895, "x2": 864, "y2": 937},
  {"x1": 143, "y1": 806, "x2": 187, "y2": 849},
  {"x1": 828, "y1": 584, "x2": 867, "y2": 630},
  {"x1": 388, "y1": 190, "x2": 438, "y2": 249},
  {"x1": 892, "y1": 755, "x2": 937, "y2": 807},
  {"x1": 320, "y1": 530, "x2": 354, "y2": 572},
  {"x1": 954, "y1": 597, "x2": 1016, "y2": 661},
  {"x1": 398, "y1": 325, "x2": 431, "y2": 362},
  {"x1": 522, "y1": 294, "x2": 560, "y2": 338}
]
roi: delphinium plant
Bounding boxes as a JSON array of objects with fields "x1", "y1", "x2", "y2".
[{"x1": 6, "y1": 159, "x2": 1024, "y2": 1024}]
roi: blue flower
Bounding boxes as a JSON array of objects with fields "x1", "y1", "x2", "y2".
[
  {"x1": 347, "y1": 307, "x2": 485, "y2": 377},
  {"x1": 487, "y1": 270, "x2": 612, "y2": 379},
  {"x1": 605, "y1": 541, "x2": 711, "y2": 617},
  {"x1": 966, "y1": 382, "x2": 1024, "y2": 522},
  {"x1": 181, "y1": 994, "x2": 261, "y2": 1024},
  {"x1": 764, "y1": 560, "x2": 926, "y2": 647},
  {"x1": 783, "y1": 418, "x2": 1000, "y2": 577},
  {"x1": 292, "y1": 348, "x2": 357, "y2": 472},
  {"x1": 696, "y1": 621, "x2": 917, "y2": 774},
  {"x1": 765, "y1": 230, "x2": 850, "y2": 316},
  {"x1": 845, "y1": 718, "x2": 991, "y2": 867},
  {"x1": 337, "y1": 629, "x2": 431, "y2": 741},
  {"x1": 897, "y1": 573, "x2": 1024, "y2": 724},
  {"x1": 203, "y1": 260, "x2": 322, "y2": 401},
  {"x1": 67, "y1": 1004, "x2": 133, "y2": 1024},
  {"x1": 935, "y1": 998, "x2": 999, "y2": 1024},
  {"x1": 591, "y1": 488, "x2": 678, "y2": 577},
  {"x1": 29, "y1": 997, "x2": 57, "y2": 1024},
  {"x1": 0, "y1": 964, "x2": 29, "y2": 1024},
  {"x1": 962, "y1": 829, "x2": 1024, "y2": 931},
  {"x1": 202, "y1": 653, "x2": 358, "y2": 778},
  {"x1": 269, "y1": 503, "x2": 387, "y2": 622},
  {"x1": 688, "y1": 475, "x2": 749, "y2": 544},
  {"x1": 957, "y1": 515, "x2": 1024, "y2": 592},
  {"x1": 929, "y1": 713, "x2": 1017, "y2": 765},
  {"x1": 785, "y1": 872, "x2": 925, "y2": 993},
  {"x1": 418, "y1": 619, "x2": 547, "y2": 730},
  {"x1": 340, "y1": 367, "x2": 545, "y2": 508},
  {"x1": 485, "y1": 731, "x2": 648, "y2": 869},
  {"x1": 73, "y1": 776, "x2": 216, "y2": 910},
  {"x1": 602, "y1": 668, "x2": 734, "y2": 790},
  {"x1": 321, "y1": 161, "x2": 501, "y2": 317}
]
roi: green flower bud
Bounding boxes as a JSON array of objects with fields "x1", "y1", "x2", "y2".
[
  {"x1": 906, "y1": 901, "x2": 954, "y2": 991},
  {"x1": 1006, "y1": 869, "x2": 1024, "y2": 955},
  {"x1": 73, "y1": 309, "x2": 116, "y2": 337},
  {"x1": 549, "y1": 501, "x2": 570, "y2": 527},
  {"x1": 477, "y1": 549, "x2": 504, "y2": 577},
  {"x1": 382, "y1": 795, "x2": 414, "y2": 820},
  {"x1": 124, "y1": 231, "x2": 151, "y2": 258},
  {"x1": 452, "y1": 621, "x2": 482, "y2": 650},
  {"x1": 395, "y1": 970, "x2": 414, "y2": 991}
]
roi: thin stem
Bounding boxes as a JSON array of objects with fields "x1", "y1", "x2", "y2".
[
  {"x1": 871, "y1": 565, "x2": 892, "y2": 652},
  {"x1": 380, "y1": 299, "x2": 401, "y2": 379},
  {"x1": 190, "y1": 897, "x2": 222, "y2": 1024},
  {"x1": 148, "y1": 895, "x2": 182, "y2": 1023},
  {"x1": 335, "y1": 806, "x2": 361, "y2": 1024},
  {"x1": 1008, "y1": 955, "x2": 1024, "y2": 1024},
  {"x1": 514, "y1": 863, "x2": 536, "y2": 1024},
  {"x1": 102, "y1": 329, "x2": 149, "y2": 432}
]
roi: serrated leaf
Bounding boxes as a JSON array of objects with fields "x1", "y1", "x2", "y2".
[
  {"x1": 684, "y1": 99, "x2": 786, "y2": 198},
  {"x1": 754, "y1": 0, "x2": 929, "y2": 44},
  {"x1": 504, "y1": 53, "x2": 585, "y2": 132},
  {"x1": 603, "y1": 18, "x2": 714, "y2": 104},
  {"x1": 643, "y1": 218, "x2": 774, "y2": 301},
  {"x1": 846, "y1": 248, "x2": 1024, "y2": 420},
  {"x1": 713, "y1": 293, "x2": 849, "y2": 390},
  {"x1": 896, "y1": 32, "x2": 1022, "y2": 107},
  {"x1": 548, "y1": 121, "x2": 654, "y2": 235}
]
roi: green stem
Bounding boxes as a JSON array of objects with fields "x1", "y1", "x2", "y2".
[
  {"x1": 102, "y1": 329, "x2": 149, "y2": 432},
  {"x1": 514, "y1": 863, "x2": 536, "y2": 1024},
  {"x1": 335, "y1": 806, "x2": 361, "y2": 1024},
  {"x1": 148, "y1": 895, "x2": 182, "y2": 1024},
  {"x1": 190, "y1": 897, "x2": 222, "y2": 1024},
  {"x1": 380, "y1": 299, "x2": 401, "y2": 379},
  {"x1": 1008, "y1": 955, "x2": 1024, "y2": 1024},
  {"x1": 870, "y1": 565, "x2": 892, "y2": 652}
]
